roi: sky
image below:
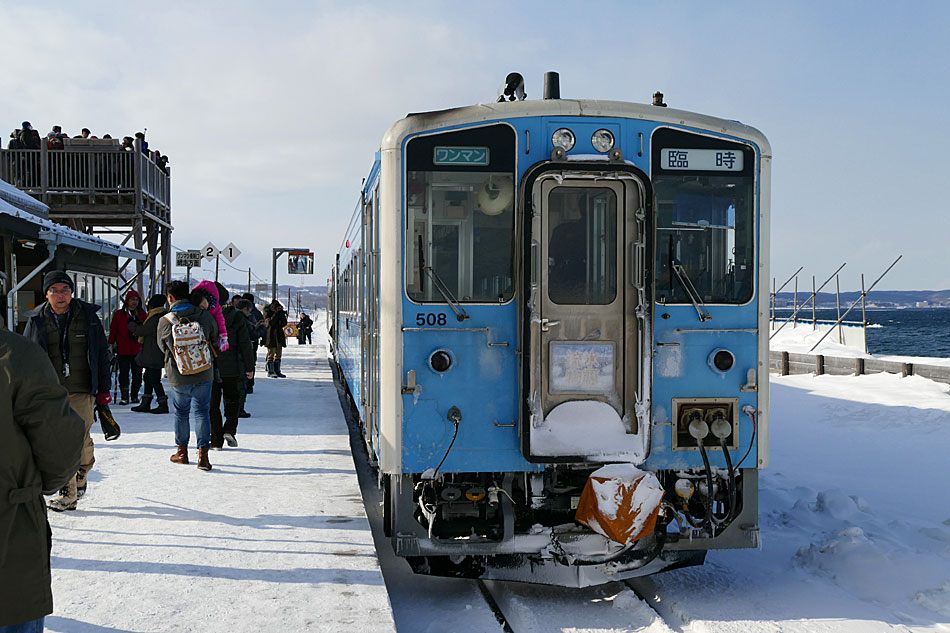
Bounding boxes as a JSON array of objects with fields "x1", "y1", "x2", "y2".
[{"x1": 1, "y1": 0, "x2": 948, "y2": 291}]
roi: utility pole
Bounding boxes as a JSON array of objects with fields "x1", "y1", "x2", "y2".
[
  {"x1": 247, "y1": 268, "x2": 251, "y2": 294},
  {"x1": 215, "y1": 253, "x2": 220, "y2": 282}
]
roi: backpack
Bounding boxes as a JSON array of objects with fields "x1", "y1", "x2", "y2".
[{"x1": 163, "y1": 312, "x2": 212, "y2": 375}]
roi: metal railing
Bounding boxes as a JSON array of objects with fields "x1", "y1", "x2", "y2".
[{"x1": 0, "y1": 142, "x2": 170, "y2": 208}]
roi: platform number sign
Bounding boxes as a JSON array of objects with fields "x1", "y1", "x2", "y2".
[
  {"x1": 222, "y1": 242, "x2": 241, "y2": 262},
  {"x1": 202, "y1": 242, "x2": 218, "y2": 260}
]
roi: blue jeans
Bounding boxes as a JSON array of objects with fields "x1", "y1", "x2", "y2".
[
  {"x1": 171, "y1": 382, "x2": 212, "y2": 448},
  {"x1": 0, "y1": 617, "x2": 45, "y2": 632}
]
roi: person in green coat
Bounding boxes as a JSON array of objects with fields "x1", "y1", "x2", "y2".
[{"x1": 0, "y1": 330, "x2": 85, "y2": 630}]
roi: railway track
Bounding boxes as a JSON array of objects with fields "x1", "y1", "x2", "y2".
[
  {"x1": 337, "y1": 357, "x2": 684, "y2": 633},
  {"x1": 475, "y1": 577, "x2": 681, "y2": 633}
]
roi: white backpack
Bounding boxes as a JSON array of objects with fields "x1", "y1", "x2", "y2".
[{"x1": 163, "y1": 312, "x2": 212, "y2": 375}]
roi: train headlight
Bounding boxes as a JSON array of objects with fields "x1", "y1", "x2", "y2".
[
  {"x1": 709, "y1": 348, "x2": 735, "y2": 373},
  {"x1": 429, "y1": 350, "x2": 453, "y2": 373},
  {"x1": 552, "y1": 128, "x2": 575, "y2": 152},
  {"x1": 591, "y1": 129, "x2": 615, "y2": 153}
]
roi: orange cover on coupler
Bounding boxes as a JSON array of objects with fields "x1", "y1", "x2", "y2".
[{"x1": 575, "y1": 464, "x2": 665, "y2": 545}]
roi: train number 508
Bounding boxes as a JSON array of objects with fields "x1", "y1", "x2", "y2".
[{"x1": 416, "y1": 313, "x2": 447, "y2": 326}]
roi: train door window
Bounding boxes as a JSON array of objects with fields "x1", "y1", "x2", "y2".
[
  {"x1": 405, "y1": 124, "x2": 516, "y2": 303},
  {"x1": 547, "y1": 187, "x2": 618, "y2": 305}
]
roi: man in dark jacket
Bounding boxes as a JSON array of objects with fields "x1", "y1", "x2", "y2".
[
  {"x1": 0, "y1": 330, "x2": 85, "y2": 630},
  {"x1": 297, "y1": 313, "x2": 313, "y2": 345},
  {"x1": 241, "y1": 293, "x2": 265, "y2": 393},
  {"x1": 157, "y1": 280, "x2": 218, "y2": 471},
  {"x1": 23, "y1": 271, "x2": 114, "y2": 512},
  {"x1": 263, "y1": 300, "x2": 287, "y2": 378},
  {"x1": 128, "y1": 294, "x2": 168, "y2": 414},
  {"x1": 108, "y1": 290, "x2": 146, "y2": 404},
  {"x1": 210, "y1": 284, "x2": 253, "y2": 448}
]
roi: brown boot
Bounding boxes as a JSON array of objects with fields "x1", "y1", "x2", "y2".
[
  {"x1": 170, "y1": 446, "x2": 189, "y2": 464},
  {"x1": 197, "y1": 447, "x2": 212, "y2": 471}
]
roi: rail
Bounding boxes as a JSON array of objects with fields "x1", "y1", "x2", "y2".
[
  {"x1": 769, "y1": 350, "x2": 950, "y2": 385},
  {"x1": 0, "y1": 142, "x2": 170, "y2": 208}
]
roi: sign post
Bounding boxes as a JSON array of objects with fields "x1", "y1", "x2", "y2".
[
  {"x1": 176, "y1": 250, "x2": 203, "y2": 285},
  {"x1": 272, "y1": 247, "x2": 311, "y2": 304}
]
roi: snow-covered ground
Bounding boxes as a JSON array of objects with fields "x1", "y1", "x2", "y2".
[
  {"x1": 44, "y1": 330, "x2": 395, "y2": 633},
  {"x1": 643, "y1": 371, "x2": 950, "y2": 632},
  {"x1": 43, "y1": 320, "x2": 950, "y2": 632}
]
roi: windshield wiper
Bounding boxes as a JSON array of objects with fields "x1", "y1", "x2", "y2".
[
  {"x1": 417, "y1": 235, "x2": 469, "y2": 322},
  {"x1": 672, "y1": 262, "x2": 711, "y2": 322}
]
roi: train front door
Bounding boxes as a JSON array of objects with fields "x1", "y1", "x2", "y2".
[{"x1": 528, "y1": 175, "x2": 644, "y2": 458}]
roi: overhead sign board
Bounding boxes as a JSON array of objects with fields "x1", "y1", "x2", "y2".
[
  {"x1": 176, "y1": 250, "x2": 202, "y2": 267},
  {"x1": 660, "y1": 148, "x2": 744, "y2": 172},
  {"x1": 287, "y1": 251, "x2": 314, "y2": 275}
]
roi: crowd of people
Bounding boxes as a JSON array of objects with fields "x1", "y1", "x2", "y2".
[
  {"x1": 6, "y1": 121, "x2": 169, "y2": 173},
  {"x1": 1, "y1": 268, "x2": 316, "y2": 631}
]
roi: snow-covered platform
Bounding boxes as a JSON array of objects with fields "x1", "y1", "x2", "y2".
[{"x1": 45, "y1": 342, "x2": 395, "y2": 633}]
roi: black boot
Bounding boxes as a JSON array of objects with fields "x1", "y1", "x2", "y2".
[
  {"x1": 119, "y1": 390, "x2": 130, "y2": 405},
  {"x1": 149, "y1": 395, "x2": 170, "y2": 414},
  {"x1": 275, "y1": 360, "x2": 286, "y2": 378},
  {"x1": 267, "y1": 361, "x2": 277, "y2": 377},
  {"x1": 130, "y1": 394, "x2": 153, "y2": 412}
]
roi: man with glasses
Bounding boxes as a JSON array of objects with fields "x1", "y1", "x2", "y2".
[{"x1": 23, "y1": 271, "x2": 113, "y2": 512}]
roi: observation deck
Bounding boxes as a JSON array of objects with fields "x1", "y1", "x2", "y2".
[{"x1": 0, "y1": 137, "x2": 172, "y2": 295}]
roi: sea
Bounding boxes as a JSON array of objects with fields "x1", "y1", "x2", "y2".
[{"x1": 772, "y1": 307, "x2": 950, "y2": 358}]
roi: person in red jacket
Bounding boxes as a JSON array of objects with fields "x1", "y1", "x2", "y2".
[{"x1": 108, "y1": 290, "x2": 147, "y2": 405}]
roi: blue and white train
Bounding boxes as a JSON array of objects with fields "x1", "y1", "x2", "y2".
[{"x1": 328, "y1": 73, "x2": 770, "y2": 586}]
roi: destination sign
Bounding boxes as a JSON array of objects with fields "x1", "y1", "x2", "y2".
[
  {"x1": 433, "y1": 146, "x2": 489, "y2": 166},
  {"x1": 660, "y1": 148, "x2": 744, "y2": 171}
]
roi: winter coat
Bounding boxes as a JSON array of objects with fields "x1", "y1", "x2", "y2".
[
  {"x1": 156, "y1": 300, "x2": 219, "y2": 387},
  {"x1": 216, "y1": 306, "x2": 254, "y2": 378},
  {"x1": 22, "y1": 299, "x2": 112, "y2": 397},
  {"x1": 18, "y1": 128, "x2": 40, "y2": 149},
  {"x1": 129, "y1": 306, "x2": 166, "y2": 369},
  {"x1": 263, "y1": 306, "x2": 287, "y2": 348},
  {"x1": 0, "y1": 330, "x2": 85, "y2": 626},
  {"x1": 107, "y1": 291, "x2": 146, "y2": 357},
  {"x1": 249, "y1": 307, "x2": 266, "y2": 347}
]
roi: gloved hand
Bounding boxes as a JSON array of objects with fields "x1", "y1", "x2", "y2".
[
  {"x1": 218, "y1": 333, "x2": 229, "y2": 352},
  {"x1": 96, "y1": 392, "x2": 112, "y2": 406},
  {"x1": 95, "y1": 404, "x2": 121, "y2": 441}
]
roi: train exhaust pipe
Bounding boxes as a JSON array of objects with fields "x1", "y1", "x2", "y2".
[{"x1": 543, "y1": 72, "x2": 560, "y2": 99}]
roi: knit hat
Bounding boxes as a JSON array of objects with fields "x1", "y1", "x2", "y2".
[{"x1": 42, "y1": 270, "x2": 74, "y2": 294}]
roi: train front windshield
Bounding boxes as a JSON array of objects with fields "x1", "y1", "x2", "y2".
[{"x1": 405, "y1": 124, "x2": 517, "y2": 304}]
